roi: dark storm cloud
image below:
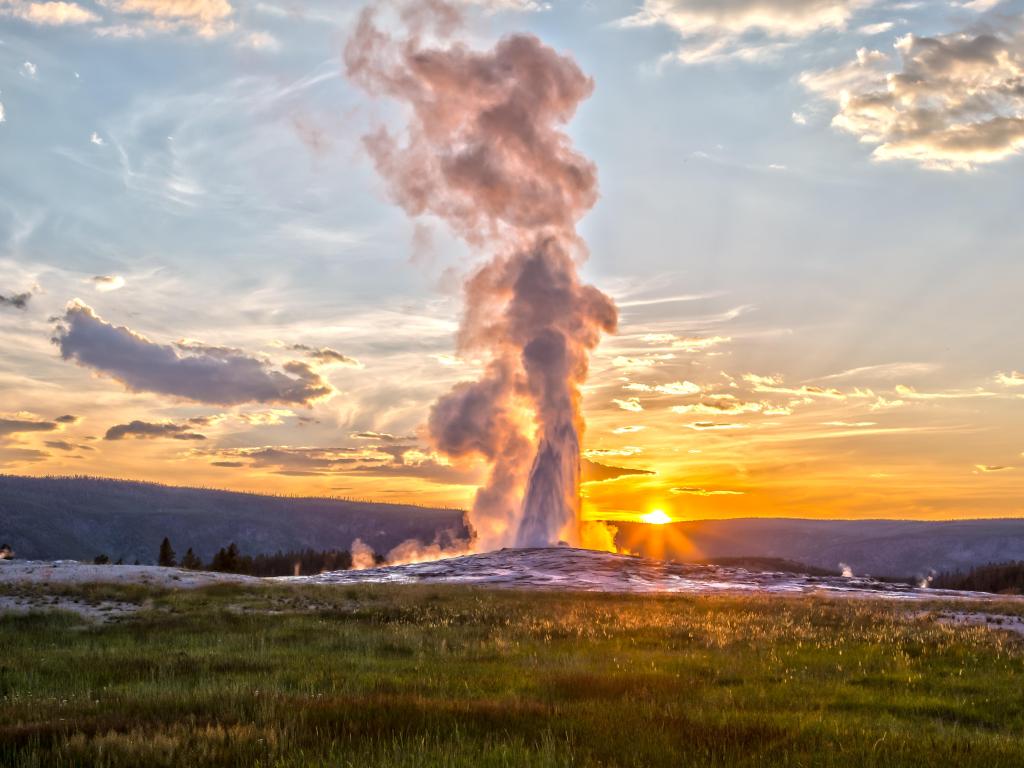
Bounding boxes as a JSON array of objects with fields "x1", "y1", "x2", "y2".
[
  {"x1": 53, "y1": 302, "x2": 332, "y2": 406},
  {"x1": 104, "y1": 420, "x2": 207, "y2": 441}
]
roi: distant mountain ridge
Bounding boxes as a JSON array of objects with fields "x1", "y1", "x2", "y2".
[
  {"x1": 615, "y1": 517, "x2": 1024, "y2": 578},
  {"x1": 0, "y1": 475, "x2": 471, "y2": 563}
]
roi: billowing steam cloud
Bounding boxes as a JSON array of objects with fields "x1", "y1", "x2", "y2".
[{"x1": 346, "y1": 2, "x2": 617, "y2": 550}]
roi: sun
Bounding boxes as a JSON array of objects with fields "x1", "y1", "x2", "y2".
[{"x1": 641, "y1": 509, "x2": 672, "y2": 525}]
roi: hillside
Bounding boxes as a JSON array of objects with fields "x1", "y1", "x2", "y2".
[
  {"x1": 0, "y1": 475, "x2": 471, "y2": 563},
  {"x1": 616, "y1": 517, "x2": 1024, "y2": 579}
]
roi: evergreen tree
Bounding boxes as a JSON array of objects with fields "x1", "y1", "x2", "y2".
[
  {"x1": 158, "y1": 536, "x2": 177, "y2": 567},
  {"x1": 93, "y1": 554, "x2": 110, "y2": 564},
  {"x1": 181, "y1": 548, "x2": 202, "y2": 570}
]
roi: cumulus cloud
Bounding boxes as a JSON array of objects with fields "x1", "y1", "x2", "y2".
[
  {"x1": 0, "y1": 291, "x2": 31, "y2": 310},
  {"x1": 104, "y1": 420, "x2": 206, "y2": 440},
  {"x1": 287, "y1": 343, "x2": 362, "y2": 368},
  {"x1": 800, "y1": 28, "x2": 1024, "y2": 170},
  {"x1": 0, "y1": 101, "x2": 5, "y2": 123},
  {"x1": 0, "y1": 0, "x2": 97, "y2": 24},
  {"x1": 20, "y1": 61, "x2": 37, "y2": 78},
  {"x1": 53, "y1": 301, "x2": 332, "y2": 406},
  {"x1": 619, "y1": 0, "x2": 875, "y2": 64}
]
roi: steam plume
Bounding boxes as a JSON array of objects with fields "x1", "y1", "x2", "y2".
[{"x1": 346, "y1": 2, "x2": 617, "y2": 549}]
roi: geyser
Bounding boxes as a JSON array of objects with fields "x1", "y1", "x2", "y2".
[{"x1": 346, "y1": 1, "x2": 616, "y2": 550}]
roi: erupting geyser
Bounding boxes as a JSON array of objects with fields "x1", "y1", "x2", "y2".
[{"x1": 346, "y1": 1, "x2": 617, "y2": 550}]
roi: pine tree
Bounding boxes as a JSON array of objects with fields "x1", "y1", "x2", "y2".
[
  {"x1": 158, "y1": 536, "x2": 177, "y2": 567},
  {"x1": 181, "y1": 548, "x2": 202, "y2": 570},
  {"x1": 93, "y1": 554, "x2": 110, "y2": 565}
]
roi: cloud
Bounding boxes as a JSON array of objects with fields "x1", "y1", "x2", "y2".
[
  {"x1": 0, "y1": 291, "x2": 31, "y2": 310},
  {"x1": 670, "y1": 486, "x2": 745, "y2": 495},
  {"x1": 90, "y1": 132, "x2": 105, "y2": 146},
  {"x1": 104, "y1": 420, "x2": 206, "y2": 440},
  {"x1": 0, "y1": 0, "x2": 98, "y2": 25},
  {"x1": 90, "y1": 275, "x2": 125, "y2": 292},
  {"x1": 0, "y1": 415, "x2": 58, "y2": 436},
  {"x1": 99, "y1": 0, "x2": 234, "y2": 38},
  {"x1": 685, "y1": 421, "x2": 749, "y2": 430},
  {"x1": 241, "y1": 30, "x2": 279, "y2": 50},
  {"x1": 619, "y1": 0, "x2": 875, "y2": 65},
  {"x1": 350, "y1": 431, "x2": 415, "y2": 442},
  {"x1": 287, "y1": 343, "x2": 362, "y2": 368},
  {"x1": 858, "y1": 21, "x2": 894, "y2": 35},
  {"x1": 612, "y1": 397, "x2": 644, "y2": 412},
  {"x1": 670, "y1": 396, "x2": 769, "y2": 415},
  {"x1": 612, "y1": 425, "x2": 646, "y2": 434},
  {"x1": 625, "y1": 380, "x2": 702, "y2": 396},
  {"x1": 583, "y1": 446, "x2": 644, "y2": 457},
  {"x1": 819, "y1": 362, "x2": 937, "y2": 381},
  {"x1": 800, "y1": 29, "x2": 1024, "y2": 170},
  {"x1": 20, "y1": 61, "x2": 37, "y2": 78},
  {"x1": 209, "y1": 444, "x2": 476, "y2": 484},
  {"x1": 581, "y1": 459, "x2": 655, "y2": 482},
  {"x1": 996, "y1": 371, "x2": 1024, "y2": 387},
  {"x1": 975, "y1": 464, "x2": 1013, "y2": 472},
  {"x1": 0, "y1": 101, "x2": 5, "y2": 123},
  {"x1": 743, "y1": 373, "x2": 846, "y2": 399},
  {"x1": 53, "y1": 301, "x2": 332, "y2": 406},
  {"x1": 893, "y1": 384, "x2": 997, "y2": 400},
  {"x1": 55, "y1": 414, "x2": 80, "y2": 424},
  {"x1": 639, "y1": 333, "x2": 731, "y2": 351}
]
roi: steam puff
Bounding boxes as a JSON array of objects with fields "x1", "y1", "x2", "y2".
[
  {"x1": 348, "y1": 2, "x2": 616, "y2": 550},
  {"x1": 53, "y1": 301, "x2": 331, "y2": 406}
]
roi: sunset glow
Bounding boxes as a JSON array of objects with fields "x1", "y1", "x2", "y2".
[
  {"x1": 1, "y1": 0, "x2": 1023, "y2": 539},
  {"x1": 642, "y1": 510, "x2": 673, "y2": 525}
]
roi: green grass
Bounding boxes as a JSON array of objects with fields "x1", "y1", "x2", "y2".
[{"x1": 1, "y1": 583, "x2": 1023, "y2": 767}]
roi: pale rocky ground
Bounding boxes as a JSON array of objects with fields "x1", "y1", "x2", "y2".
[
  {"x1": 3, "y1": 552, "x2": 1024, "y2": 637},
  {"x1": 0, "y1": 559, "x2": 256, "y2": 588}
]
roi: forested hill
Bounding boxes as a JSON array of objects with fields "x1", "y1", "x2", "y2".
[{"x1": 0, "y1": 475, "x2": 471, "y2": 563}]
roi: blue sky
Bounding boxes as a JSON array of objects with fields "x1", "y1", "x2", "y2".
[{"x1": 2, "y1": 0, "x2": 1023, "y2": 522}]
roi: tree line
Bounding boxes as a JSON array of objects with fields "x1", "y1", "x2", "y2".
[
  {"x1": 932, "y1": 561, "x2": 1024, "y2": 595},
  {"x1": 153, "y1": 537, "x2": 385, "y2": 576}
]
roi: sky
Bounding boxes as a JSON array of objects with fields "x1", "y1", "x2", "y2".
[{"x1": 1, "y1": 0, "x2": 1023, "y2": 525}]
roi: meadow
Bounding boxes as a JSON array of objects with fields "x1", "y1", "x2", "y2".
[{"x1": 1, "y1": 581, "x2": 1023, "y2": 767}]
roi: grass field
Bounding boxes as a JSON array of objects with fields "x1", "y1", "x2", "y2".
[{"x1": 2, "y1": 582, "x2": 1023, "y2": 767}]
